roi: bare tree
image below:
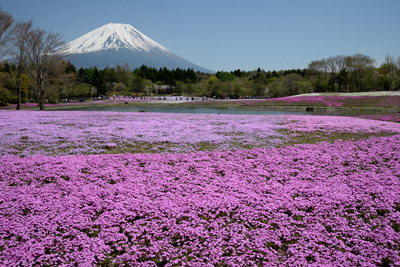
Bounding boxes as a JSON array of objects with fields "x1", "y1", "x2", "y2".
[
  {"x1": 0, "y1": 8, "x2": 14, "y2": 59},
  {"x1": 325, "y1": 55, "x2": 348, "y2": 92},
  {"x1": 25, "y1": 27, "x2": 65, "y2": 110},
  {"x1": 397, "y1": 56, "x2": 400, "y2": 70},
  {"x1": 326, "y1": 57, "x2": 338, "y2": 91},
  {"x1": 380, "y1": 54, "x2": 397, "y2": 74},
  {"x1": 307, "y1": 59, "x2": 328, "y2": 77},
  {"x1": 11, "y1": 20, "x2": 33, "y2": 110},
  {"x1": 307, "y1": 59, "x2": 329, "y2": 92},
  {"x1": 332, "y1": 55, "x2": 348, "y2": 92}
]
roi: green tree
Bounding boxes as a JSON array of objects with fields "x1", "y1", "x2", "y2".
[
  {"x1": 232, "y1": 69, "x2": 244, "y2": 78},
  {"x1": 268, "y1": 78, "x2": 288, "y2": 97},
  {"x1": 77, "y1": 68, "x2": 88, "y2": 83},
  {"x1": 115, "y1": 63, "x2": 132, "y2": 88},
  {"x1": 307, "y1": 59, "x2": 329, "y2": 92},
  {"x1": 0, "y1": 71, "x2": 13, "y2": 105},
  {"x1": 346, "y1": 54, "x2": 375, "y2": 92},
  {"x1": 103, "y1": 66, "x2": 117, "y2": 85},
  {"x1": 294, "y1": 80, "x2": 313, "y2": 94},
  {"x1": 251, "y1": 80, "x2": 265, "y2": 97},
  {"x1": 187, "y1": 68, "x2": 197, "y2": 83},
  {"x1": 207, "y1": 76, "x2": 217, "y2": 86},
  {"x1": 91, "y1": 67, "x2": 104, "y2": 95},
  {"x1": 174, "y1": 81, "x2": 184, "y2": 96},
  {"x1": 131, "y1": 75, "x2": 144, "y2": 95},
  {"x1": 75, "y1": 83, "x2": 92, "y2": 98},
  {"x1": 184, "y1": 83, "x2": 196, "y2": 96},
  {"x1": 216, "y1": 71, "x2": 235, "y2": 82},
  {"x1": 377, "y1": 54, "x2": 398, "y2": 91},
  {"x1": 210, "y1": 80, "x2": 223, "y2": 98},
  {"x1": 282, "y1": 73, "x2": 303, "y2": 95},
  {"x1": 160, "y1": 67, "x2": 176, "y2": 88},
  {"x1": 20, "y1": 73, "x2": 30, "y2": 102}
]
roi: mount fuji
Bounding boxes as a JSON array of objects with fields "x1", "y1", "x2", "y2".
[{"x1": 62, "y1": 23, "x2": 213, "y2": 73}]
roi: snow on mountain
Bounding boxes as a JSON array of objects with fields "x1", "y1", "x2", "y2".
[
  {"x1": 63, "y1": 23, "x2": 213, "y2": 73},
  {"x1": 63, "y1": 23, "x2": 169, "y2": 54}
]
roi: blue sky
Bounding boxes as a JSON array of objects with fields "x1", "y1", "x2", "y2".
[{"x1": 1, "y1": 0, "x2": 399, "y2": 72}]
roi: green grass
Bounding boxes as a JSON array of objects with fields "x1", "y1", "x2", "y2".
[
  {"x1": 7, "y1": 129, "x2": 398, "y2": 157},
  {"x1": 276, "y1": 129, "x2": 398, "y2": 147}
]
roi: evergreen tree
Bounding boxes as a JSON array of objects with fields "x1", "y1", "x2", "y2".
[{"x1": 91, "y1": 67, "x2": 104, "y2": 95}]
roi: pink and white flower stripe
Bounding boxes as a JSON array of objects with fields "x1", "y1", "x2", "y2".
[{"x1": 1, "y1": 111, "x2": 400, "y2": 157}]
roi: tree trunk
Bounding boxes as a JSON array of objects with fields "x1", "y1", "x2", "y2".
[
  {"x1": 38, "y1": 85, "x2": 45, "y2": 110},
  {"x1": 39, "y1": 92, "x2": 45, "y2": 110},
  {"x1": 16, "y1": 70, "x2": 21, "y2": 110},
  {"x1": 16, "y1": 83, "x2": 21, "y2": 110}
]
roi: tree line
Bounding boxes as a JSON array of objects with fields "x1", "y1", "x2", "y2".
[{"x1": 1, "y1": 8, "x2": 400, "y2": 110}]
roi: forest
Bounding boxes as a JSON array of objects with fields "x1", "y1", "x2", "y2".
[{"x1": 1, "y1": 53, "x2": 400, "y2": 106}]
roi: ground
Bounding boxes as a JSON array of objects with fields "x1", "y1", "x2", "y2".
[{"x1": 0, "y1": 93, "x2": 400, "y2": 266}]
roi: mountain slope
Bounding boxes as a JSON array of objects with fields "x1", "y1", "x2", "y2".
[{"x1": 63, "y1": 23, "x2": 213, "y2": 73}]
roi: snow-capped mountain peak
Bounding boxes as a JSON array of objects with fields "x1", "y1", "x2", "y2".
[
  {"x1": 63, "y1": 23, "x2": 170, "y2": 54},
  {"x1": 63, "y1": 23, "x2": 213, "y2": 73}
]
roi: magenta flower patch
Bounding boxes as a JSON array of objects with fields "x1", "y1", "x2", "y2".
[
  {"x1": 244, "y1": 95, "x2": 400, "y2": 108},
  {"x1": 358, "y1": 113, "x2": 400, "y2": 123},
  {"x1": 1, "y1": 135, "x2": 400, "y2": 266},
  {"x1": 1, "y1": 110, "x2": 400, "y2": 266}
]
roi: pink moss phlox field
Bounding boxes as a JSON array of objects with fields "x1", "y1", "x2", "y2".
[
  {"x1": 274, "y1": 96, "x2": 346, "y2": 107},
  {"x1": 280, "y1": 115, "x2": 400, "y2": 135},
  {"x1": 2, "y1": 111, "x2": 400, "y2": 157},
  {"x1": 0, "y1": 110, "x2": 286, "y2": 156},
  {"x1": 1, "y1": 135, "x2": 400, "y2": 266},
  {"x1": 358, "y1": 113, "x2": 400, "y2": 123},
  {"x1": 244, "y1": 95, "x2": 400, "y2": 108}
]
